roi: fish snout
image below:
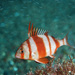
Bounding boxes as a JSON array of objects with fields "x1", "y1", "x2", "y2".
[{"x1": 15, "y1": 52, "x2": 21, "y2": 59}]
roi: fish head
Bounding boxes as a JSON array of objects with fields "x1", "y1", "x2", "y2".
[
  {"x1": 15, "y1": 45, "x2": 25, "y2": 59},
  {"x1": 15, "y1": 41, "x2": 29, "y2": 59}
]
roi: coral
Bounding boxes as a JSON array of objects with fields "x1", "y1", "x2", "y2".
[{"x1": 27, "y1": 56, "x2": 75, "y2": 75}]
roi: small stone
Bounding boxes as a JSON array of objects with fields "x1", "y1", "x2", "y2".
[
  {"x1": 9, "y1": 60, "x2": 14, "y2": 65},
  {"x1": 2, "y1": 52, "x2": 6, "y2": 57},
  {"x1": 68, "y1": 71, "x2": 71, "y2": 75},
  {"x1": 13, "y1": 67, "x2": 18, "y2": 71},
  {"x1": 72, "y1": 59, "x2": 75, "y2": 63},
  {"x1": 69, "y1": 71, "x2": 71, "y2": 73}
]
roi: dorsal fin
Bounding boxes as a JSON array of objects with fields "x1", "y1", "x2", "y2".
[
  {"x1": 44, "y1": 32, "x2": 48, "y2": 35},
  {"x1": 28, "y1": 22, "x2": 47, "y2": 37},
  {"x1": 28, "y1": 22, "x2": 31, "y2": 33}
]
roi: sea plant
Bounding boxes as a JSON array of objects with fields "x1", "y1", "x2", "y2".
[{"x1": 27, "y1": 56, "x2": 75, "y2": 75}]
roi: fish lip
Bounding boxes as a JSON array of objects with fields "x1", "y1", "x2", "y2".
[
  {"x1": 15, "y1": 55, "x2": 20, "y2": 58},
  {"x1": 15, "y1": 53, "x2": 20, "y2": 58}
]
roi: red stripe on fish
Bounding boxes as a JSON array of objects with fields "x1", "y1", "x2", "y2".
[
  {"x1": 26, "y1": 39, "x2": 32, "y2": 60},
  {"x1": 32, "y1": 36, "x2": 46, "y2": 58},
  {"x1": 21, "y1": 49, "x2": 24, "y2": 59}
]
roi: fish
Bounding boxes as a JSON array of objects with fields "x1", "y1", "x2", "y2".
[{"x1": 15, "y1": 22, "x2": 73, "y2": 64}]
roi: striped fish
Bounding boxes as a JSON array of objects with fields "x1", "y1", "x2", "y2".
[{"x1": 15, "y1": 22, "x2": 72, "y2": 64}]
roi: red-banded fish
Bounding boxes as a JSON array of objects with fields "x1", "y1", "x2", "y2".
[{"x1": 15, "y1": 22, "x2": 73, "y2": 64}]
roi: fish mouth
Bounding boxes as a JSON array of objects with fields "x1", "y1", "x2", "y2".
[
  {"x1": 15, "y1": 53, "x2": 21, "y2": 59},
  {"x1": 15, "y1": 55, "x2": 20, "y2": 58}
]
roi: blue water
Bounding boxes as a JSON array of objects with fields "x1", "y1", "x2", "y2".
[{"x1": 0, "y1": 0, "x2": 75, "y2": 74}]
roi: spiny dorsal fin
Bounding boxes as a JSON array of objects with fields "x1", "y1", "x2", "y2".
[
  {"x1": 28, "y1": 22, "x2": 47, "y2": 37},
  {"x1": 44, "y1": 32, "x2": 48, "y2": 35}
]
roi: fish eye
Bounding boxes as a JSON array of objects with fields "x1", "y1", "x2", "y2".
[{"x1": 20, "y1": 50, "x2": 23, "y2": 54}]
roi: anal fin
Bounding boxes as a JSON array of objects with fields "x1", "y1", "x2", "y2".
[{"x1": 35, "y1": 58, "x2": 49, "y2": 64}]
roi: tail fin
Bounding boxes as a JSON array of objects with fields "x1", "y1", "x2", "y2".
[
  {"x1": 63, "y1": 34, "x2": 70, "y2": 46},
  {"x1": 63, "y1": 29, "x2": 75, "y2": 49}
]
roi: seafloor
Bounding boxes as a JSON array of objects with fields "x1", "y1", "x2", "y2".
[{"x1": 0, "y1": 0, "x2": 75, "y2": 75}]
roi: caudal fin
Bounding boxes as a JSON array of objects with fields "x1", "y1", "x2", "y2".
[
  {"x1": 63, "y1": 34, "x2": 69, "y2": 46},
  {"x1": 63, "y1": 33, "x2": 75, "y2": 49}
]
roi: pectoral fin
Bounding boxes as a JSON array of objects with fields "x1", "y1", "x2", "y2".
[{"x1": 35, "y1": 58, "x2": 49, "y2": 64}]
